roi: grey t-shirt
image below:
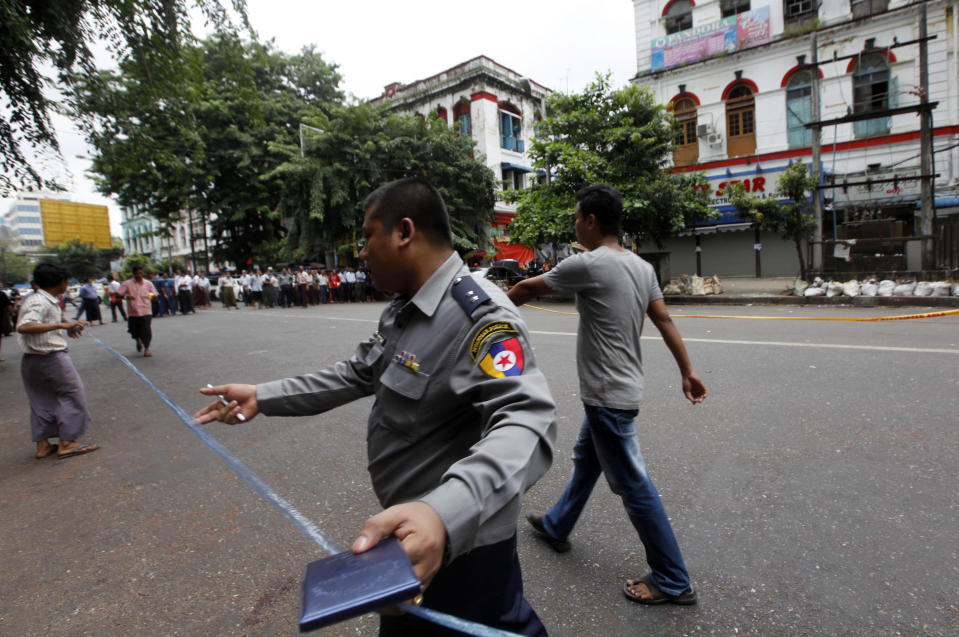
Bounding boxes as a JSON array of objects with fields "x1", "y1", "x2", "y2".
[{"x1": 543, "y1": 247, "x2": 663, "y2": 409}]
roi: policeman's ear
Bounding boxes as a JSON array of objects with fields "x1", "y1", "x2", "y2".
[{"x1": 396, "y1": 217, "x2": 415, "y2": 246}]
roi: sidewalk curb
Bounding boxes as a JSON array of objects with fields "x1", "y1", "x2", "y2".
[{"x1": 663, "y1": 295, "x2": 959, "y2": 307}]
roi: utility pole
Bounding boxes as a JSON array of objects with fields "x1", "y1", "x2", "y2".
[
  {"x1": 918, "y1": 4, "x2": 935, "y2": 270},
  {"x1": 810, "y1": 33, "x2": 823, "y2": 274}
]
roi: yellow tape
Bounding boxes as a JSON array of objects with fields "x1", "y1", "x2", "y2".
[{"x1": 524, "y1": 304, "x2": 959, "y2": 322}]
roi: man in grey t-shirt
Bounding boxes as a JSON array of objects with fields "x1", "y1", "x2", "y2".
[{"x1": 509, "y1": 184, "x2": 707, "y2": 606}]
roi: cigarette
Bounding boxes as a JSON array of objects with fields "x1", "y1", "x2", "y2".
[{"x1": 207, "y1": 384, "x2": 246, "y2": 422}]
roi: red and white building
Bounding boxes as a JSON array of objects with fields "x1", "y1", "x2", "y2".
[
  {"x1": 372, "y1": 55, "x2": 552, "y2": 265},
  {"x1": 632, "y1": 0, "x2": 959, "y2": 276}
]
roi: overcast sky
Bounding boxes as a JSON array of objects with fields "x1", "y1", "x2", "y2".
[{"x1": 6, "y1": 0, "x2": 638, "y2": 236}]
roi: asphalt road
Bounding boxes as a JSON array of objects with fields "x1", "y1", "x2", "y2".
[{"x1": 1, "y1": 300, "x2": 956, "y2": 636}]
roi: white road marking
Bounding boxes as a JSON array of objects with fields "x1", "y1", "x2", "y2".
[{"x1": 529, "y1": 330, "x2": 959, "y2": 355}]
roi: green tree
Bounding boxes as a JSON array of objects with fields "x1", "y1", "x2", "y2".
[
  {"x1": 0, "y1": 227, "x2": 33, "y2": 284},
  {"x1": 46, "y1": 239, "x2": 123, "y2": 280},
  {"x1": 0, "y1": 0, "x2": 248, "y2": 196},
  {"x1": 73, "y1": 34, "x2": 343, "y2": 267},
  {"x1": 508, "y1": 75, "x2": 714, "y2": 249},
  {"x1": 269, "y1": 103, "x2": 497, "y2": 262},
  {"x1": 119, "y1": 253, "x2": 154, "y2": 279},
  {"x1": 727, "y1": 161, "x2": 817, "y2": 278}
]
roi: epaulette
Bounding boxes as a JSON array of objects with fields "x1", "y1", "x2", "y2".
[{"x1": 451, "y1": 274, "x2": 491, "y2": 316}]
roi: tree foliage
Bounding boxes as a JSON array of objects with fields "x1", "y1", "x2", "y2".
[
  {"x1": 727, "y1": 161, "x2": 818, "y2": 278},
  {"x1": 72, "y1": 33, "x2": 343, "y2": 267},
  {"x1": 269, "y1": 103, "x2": 497, "y2": 262},
  {"x1": 508, "y1": 75, "x2": 714, "y2": 248},
  {"x1": 0, "y1": 0, "x2": 248, "y2": 196},
  {"x1": 43, "y1": 238, "x2": 123, "y2": 280}
]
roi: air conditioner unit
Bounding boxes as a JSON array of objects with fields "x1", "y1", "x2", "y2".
[
  {"x1": 707, "y1": 132, "x2": 723, "y2": 145},
  {"x1": 697, "y1": 124, "x2": 712, "y2": 137}
]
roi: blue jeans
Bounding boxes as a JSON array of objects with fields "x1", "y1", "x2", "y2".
[{"x1": 542, "y1": 404, "x2": 691, "y2": 596}]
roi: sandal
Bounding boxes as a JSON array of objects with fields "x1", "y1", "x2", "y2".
[{"x1": 623, "y1": 574, "x2": 697, "y2": 606}]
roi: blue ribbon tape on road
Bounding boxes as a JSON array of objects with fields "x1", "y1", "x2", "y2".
[{"x1": 89, "y1": 334, "x2": 522, "y2": 637}]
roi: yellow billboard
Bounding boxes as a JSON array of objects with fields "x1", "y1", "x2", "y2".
[{"x1": 40, "y1": 200, "x2": 112, "y2": 249}]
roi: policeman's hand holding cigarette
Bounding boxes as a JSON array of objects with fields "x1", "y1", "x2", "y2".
[{"x1": 194, "y1": 384, "x2": 259, "y2": 424}]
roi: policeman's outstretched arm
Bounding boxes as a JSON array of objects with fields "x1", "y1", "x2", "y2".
[
  {"x1": 194, "y1": 383, "x2": 260, "y2": 424},
  {"x1": 352, "y1": 501, "x2": 446, "y2": 590},
  {"x1": 646, "y1": 298, "x2": 707, "y2": 404}
]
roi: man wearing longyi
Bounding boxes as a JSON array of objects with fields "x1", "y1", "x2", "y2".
[{"x1": 195, "y1": 177, "x2": 557, "y2": 636}]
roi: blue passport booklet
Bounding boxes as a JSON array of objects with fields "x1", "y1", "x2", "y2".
[{"x1": 299, "y1": 537, "x2": 421, "y2": 632}]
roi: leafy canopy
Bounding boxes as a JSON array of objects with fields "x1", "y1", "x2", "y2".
[
  {"x1": 508, "y1": 75, "x2": 714, "y2": 248},
  {"x1": 269, "y1": 102, "x2": 497, "y2": 262},
  {"x1": 72, "y1": 33, "x2": 343, "y2": 267},
  {"x1": 727, "y1": 161, "x2": 818, "y2": 278},
  {"x1": 0, "y1": 0, "x2": 248, "y2": 196}
]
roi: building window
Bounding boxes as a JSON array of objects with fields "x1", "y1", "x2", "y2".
[
  {"x1": 17, "y1": 215, "x2": 42, "y2": 224},
  {"x1": 436, "y1": 106, "x2": 448, "y2": 123},
  {"x1": 665, "y1": 0, "x2": 693, "y2": 34},
  {"x1": 19, "y1": 227, "x2": 43, "y2": 235},
  {"x1": 721, "y1": 0, "x2": 750, "y2": 18},
  {"x1": 851, "y1": 0, "x2": 888, "y2": 19},
  {"x1": 671, "y1": 97, "x2": 699, "y2": 166},
  {"x1": 16, "y1": 204, "x2": 40, "y2": 212},
  {"x1": 725, "y1": 84, "x2": 756, "y2": 157},
  {"x1": 500, "y1": 111, "x2": 524, "y2": 152},
  {"x1": 852, "y1": 52, "x2": 894, "y2": 138},
  {"x1": 501, "y1": 168, "x2": 525, "y2": 192},
  {"x1": 786, "y1": 69, "x2": 813, "y2": 148},
  {"x1": 783, "y1": 0, "x2": 816, "y2": 25},
  {"x1": 453, "y1": 100, "x2": 471, "y2": 137}
]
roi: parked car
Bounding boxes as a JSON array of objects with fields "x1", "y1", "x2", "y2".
[{"x1": 482, "y1": 259, "x2": 526, "y2": 289}]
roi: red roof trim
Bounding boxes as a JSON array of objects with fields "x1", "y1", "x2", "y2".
[
  {"x1": 845, "y1": 50, "x2": 897, "y2": 73},
  {"x1": 668, "y1": 92, "x2": 701, "y2": 106},
  {"x1": 662, "y1": 0, "x2": 695, "y2": 18},
  {"x1": 780, "y1": 65, "x2": 824, "y2": 88},
  {"x1": 721, "y1": 79, "x2": 759, "y2": 101}
]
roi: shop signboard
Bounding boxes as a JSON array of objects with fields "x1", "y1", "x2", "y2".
[{"x1": 651, "y1": 7, "x2": 770, "y2": 72}]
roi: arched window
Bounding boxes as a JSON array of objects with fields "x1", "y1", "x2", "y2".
[
  {"x1": 453, "y1": 100, "x2": 471, "y2": 137},
  {"x1": 786, "y1": 69, "x2": 813, "y2": 148},
  {"x1": 852, "y1": 52, "x2": 895, "y2": 138},
  {"x1": 665, "y1": 0, "x2": 693, "y2": 34},
  {"x1": 672, "y1": 97, "x2": 699, "y2": 166},
  {"x1": 725, "y1": 84, "x2": 756, "y2": 157},
  {"x1": 499, "y1": 102, "x2": 523, "y2": 152},
  {"x1": 436, "y1": 106, "x2": 448, "y2": 123}
]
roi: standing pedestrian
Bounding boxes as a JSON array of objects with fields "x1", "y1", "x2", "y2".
[
  {"x1": 107, "y1": 274, "x2": 127, "y2": 322},
  {"x1": 118, "y1": 266, "x2": 158, "y2": 357},
  {"x1": 78, "y1": 278, "x2": 104, "y2": 325},
  {"x1": 174, "y1": 270, "x2": 194, "y2": 315},
  {"x1": 296, "y1": 266, "x2": 310, "y2": 308},
  {"x1": 16, "y1": 263, "x2": 99, "y2": 460},
  {"x1": 278, "y1": 267, "x2": 294, "y2": 307},
  {"x1": 317, "y1": 269, "x2": 329, "y2": 304},
  {"x1": 355, "y1": 267, "x2": 367, "y2": 302},
  {"x1": 195, "y1": 177, "x2": 556, "y2": 636},
  {"x1": 248, "y1": 267, "x2": 263, "y2": 309},
  {"x1": 508, "y1": 184, "x2": 707, "y2": 606},
  {"x1": 219, "y1": 272, "x2": 238, "y2": 309}
]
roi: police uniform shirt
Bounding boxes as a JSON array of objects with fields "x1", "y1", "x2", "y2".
[{"x1": 256, "y1": 252, "x2": 557, "y2": 560}]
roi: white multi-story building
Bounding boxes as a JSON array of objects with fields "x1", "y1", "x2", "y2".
[
  {"x1": 2, "y1": 195, "x2": 46, "y2": 250},
  {"x1": 372, "y1": 55, "x2": 552, "y2": 263},
  {"x1": 120, "y1": 205, "x2": 219, "y2": 271},
  {"x1": 632, "y1": 0, "x2": 959, "y2": 277}
]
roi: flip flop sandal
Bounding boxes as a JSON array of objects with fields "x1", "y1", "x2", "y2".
[
  {"x1": 623, "y1": 574, "x2": 697, "y2": 606},
  {"x1": 57, "y1": 444, "x2": 100, "y2": 459}
]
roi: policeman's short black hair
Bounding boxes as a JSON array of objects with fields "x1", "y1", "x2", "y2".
[
  {"x1": 33, "y1": 262, "x2": 69, "y2": 289},
  {"x1": 576, "y1": 184, "x2": 623, "y2": 237},
  {"x1": 363, "y1": 177, "x2": 453, "y2": 247}
]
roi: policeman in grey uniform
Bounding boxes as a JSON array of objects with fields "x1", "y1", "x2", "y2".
[{"x1": 196, "y1": 177, "x2": 556, "y2": 636}]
